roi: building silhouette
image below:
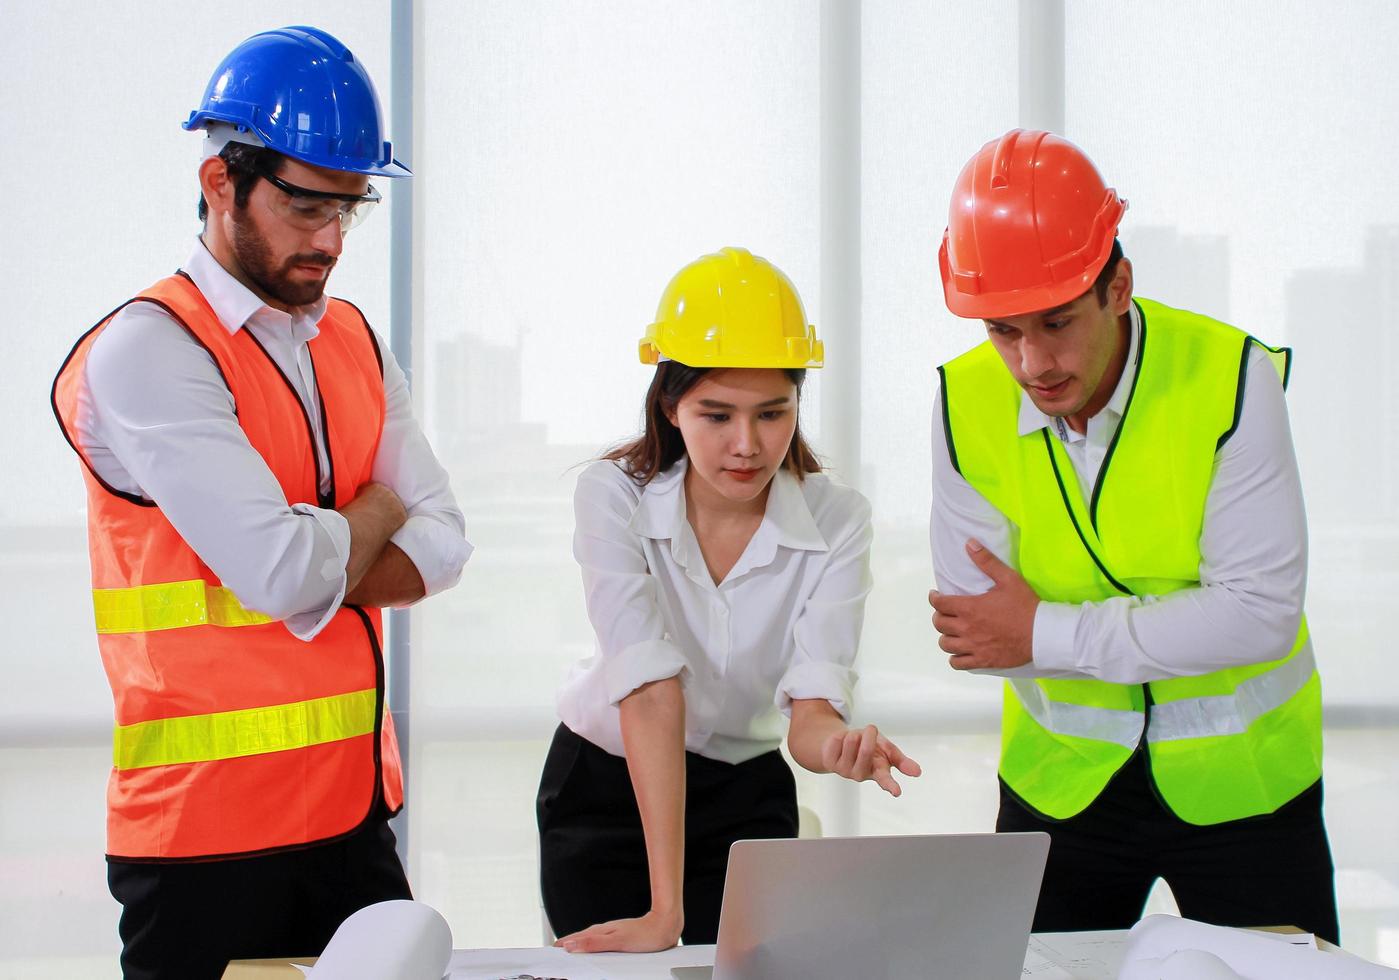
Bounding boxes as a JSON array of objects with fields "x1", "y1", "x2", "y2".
[
  {"x1": 1122, "y1": 225, "x2": 1231, "y2": 320},
  {"x1": 1286, "y1": 225, "x2": 1399, "y2": 528}
]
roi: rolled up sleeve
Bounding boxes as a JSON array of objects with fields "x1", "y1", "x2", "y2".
[
  {"x1": 602, "y1": 637, "x2": 691, "y2": 707},
  {"x1": 389, "y1": 514, "x2": 474, "y2": 601},
  {"x1": 281, "y1": 504, "x2": 351, "y2": 639},
  {"x1": 775, "y1": 496, "x2": 872, "y2": 721},
  {"x1": 574, "y1": 463, "x2": 691, "y2": 705}
]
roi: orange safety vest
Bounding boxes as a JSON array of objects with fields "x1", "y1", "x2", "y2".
[{"x1": 52, "y1": 272, "x2": 403, "y2": 861}]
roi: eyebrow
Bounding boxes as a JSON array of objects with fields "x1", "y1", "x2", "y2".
[
  {"x1": 696, "y1": 396, "x2": 793, "y2": 409},
  {"x1": 986, "y1": 303, "x2": 1077, "y2": 331}
]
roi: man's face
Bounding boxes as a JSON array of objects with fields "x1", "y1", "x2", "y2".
[
  {"x1": 982, "y1": 260, "x2": 1134, "y2": 421},
  {"x1": 227, "y1": 159, "x2": 370, "y2": 309}
]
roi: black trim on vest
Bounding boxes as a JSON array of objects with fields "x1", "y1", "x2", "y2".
[
  {"x1": 306, "y1": 347, "x2": 339, "y2": 510},
  {"x1": 1219, "y1": 336, "x2": 1294, "y2": 452},
  {"x1": 241, "y1": 329, "x2": 332, "y2": 509},
  {"x1": 144, "y1": 296, "x2": 240, "y2": 416},
  {"x1": 1088, "y1": 304, "x2": 1148, "y2": 531},
  {"x1": 1218, "y1": 336, "x2": 1253, "y2": 452},
  {"x1": 52, "y1": 289, "x2": 240, "y2": 508},
  {"x1": 334, "y1": 295, "x2": 385, "y2": 379},
  {"x1": 52, "y1": 301, "x2": 158, "y2": 508},
  {"x1": 350, "y1": 603, "x2": 394, "y2": 821},
  {"x1": 1041, "y1": 429, "x2": 1134, "y2": 596},
  {"x1": 997, "y1": 773, "x2": 1078, "y2": 824},
  {"x1": 936, "y1": 365, "x2": 961, "y2": 476}
]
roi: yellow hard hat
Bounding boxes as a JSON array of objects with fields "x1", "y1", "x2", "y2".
[{"x1": 639, "y1": 247, "x2": 824, "y2": 369}]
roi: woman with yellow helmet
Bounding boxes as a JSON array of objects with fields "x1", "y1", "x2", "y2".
[{"x1": 536, "y1": 248, "x2": 921, "y2": 953}]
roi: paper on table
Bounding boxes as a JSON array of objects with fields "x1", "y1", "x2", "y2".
[
  {"x1": 446, "y1": 946, "x2": 610, "y2": 980},
  {"x1": 1021, "y1": 946, "x2": 1075, "y2": 979},
  {"x1": 1121, "y1": 915, "x2": 1399, "y2": 980},
  {"x1": 1119, "y1": 949, "x2": 1245, "y2": 980},
  {"x1": 304, "y1": 900, "x2": 453, "y2": 980},
  {"x1": 1024, "y1": 930, "x2": 1129, "y2": 979}
]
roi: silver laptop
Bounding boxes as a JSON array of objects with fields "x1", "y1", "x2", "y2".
[{"x1": 672, "y1": 832, "x2": 1050, "y2": 980}]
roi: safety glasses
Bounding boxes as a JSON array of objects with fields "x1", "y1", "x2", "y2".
[{"x1": 256, "y1": 168, "x2": 381, "y2": 233}]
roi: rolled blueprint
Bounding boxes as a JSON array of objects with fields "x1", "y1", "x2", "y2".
[{"x1": 309, "y1": 899, "x2": 453, "y2": 980}]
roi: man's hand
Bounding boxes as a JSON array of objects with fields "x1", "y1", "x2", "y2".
[
  {"x1": 555, "y1": 908, "x2": 683, "y2": 954},
  {"x1": 929, "y1": 539, "x2": 1040, "y2": 671},
  {"x1": 820, "y1": 724, "x2": 922, "y2": 797},
  {"x1": 340, "y1": 482, "x2": 408, "y2": 595}
]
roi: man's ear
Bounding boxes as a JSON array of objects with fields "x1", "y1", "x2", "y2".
[
  {"x1": 1109, "y1": 257, "x2": 1134, "y2": 316},
  {"x1": 198, "y1": 156, "x2": 235, "y2": 217}
]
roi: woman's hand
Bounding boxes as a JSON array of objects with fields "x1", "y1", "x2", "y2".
[
  {"x1": 820, "y1": 724, "x2": 922, "y2": 797},
  {"x1": 555, "y1": 908, "x2": 684, "y2": 953}
]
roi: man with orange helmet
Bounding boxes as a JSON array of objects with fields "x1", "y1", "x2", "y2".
[
  {"x1": 929, "y1": 129, "x2": 1337, "y2": 940},
  {"x1": 52, "y1": 27, "x2": 469, "y2": 978}
]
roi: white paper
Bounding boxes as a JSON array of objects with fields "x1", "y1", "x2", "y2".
[
  {"x1": 1021, "y1": 945, "x2": 1076, "y2": 978},
  {"x1": 1023, "y1": 931, "x2": 1129, "y2": 979},
  {"x1": 1119, "y1": 950, "x2": 1244, "y2": 980},
  {"x1": 446, "y1": 946, "x2": 610, "y2": 980},
  {"x1": 1121, "y1": 914, "x2": 1399, "y2": 980},
  {"x1": 308, "y1": 900, "x2": 453, "y2": 980}
]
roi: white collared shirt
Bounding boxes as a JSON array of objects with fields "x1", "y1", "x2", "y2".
[
  {"x1": 930, "y1": 302, "x2": 1309, "y2": 684},
  {"x1": 557, "y1": 458, "x2": 873, "y2": 765},
  {"x1": 77, "y1": 242, "x2": 472, "y2": 640}
]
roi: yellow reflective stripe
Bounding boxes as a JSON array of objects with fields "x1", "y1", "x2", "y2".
[
  {"x1": 113, "y1": 688, "x2": 377, "y2": 771},
  {"x1": 93, "y1": 580, "x2": 274, "y2": 634}
]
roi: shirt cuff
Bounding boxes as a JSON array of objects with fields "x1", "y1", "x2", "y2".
[
  {"x1": 602, "y1": 637, "x2": 691, "y2": 706},
  {"x1": 389, "y1": 514, "x2": 474, "y2": 603},
  {"x1": 775, "y1": 661, "x2": 859, "y2": 722},
  {"x1": 1032, "y1": 601, "x2": 1081, "y2": 673},
  {"x1": 283, "y1": 504, "x2": 350, "y2": 641}
]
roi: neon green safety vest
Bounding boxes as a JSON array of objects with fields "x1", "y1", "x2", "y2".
[{"x1": 938, "y1": 298, "x2": 1322, "y2": 826}]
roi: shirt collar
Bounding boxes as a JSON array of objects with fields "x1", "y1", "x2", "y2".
[
  {"x1": 1016, "y1": 301, "x2": 1142, "y2": 438},
  {"x1": 183, "y1": 238, "x2": 328, "y2": 341},
  {"x1": 627, "y1": 458, "x2": 829, "y2": 554}
]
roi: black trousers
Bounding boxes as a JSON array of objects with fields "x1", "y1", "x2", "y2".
[
  {"x1": 537, "y1": 723, "x2": 799, "y2": 945},
  {"x1": 107, "y1": 817, "x2": 412, "y2": 980},
  {"x1": 997, "y1": 749, "x2": 1340, "y2": 944}
]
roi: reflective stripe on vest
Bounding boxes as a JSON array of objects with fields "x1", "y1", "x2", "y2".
[
  {"x1": 1009, "y1": 679, "x2": 1142, "y2": 748},
  {"x1": 1010, "y1": 640, "x2": 1316, "y2": 748},
  {"x1": 113, "y1": 688, "x2": 377, "y2": 770},
  {"x1": 93, "y1": 580, "x2": 273, "y2": 633},
  {"x1": 1148, "y1": 641, "x2": 1316, "y2": 743}
]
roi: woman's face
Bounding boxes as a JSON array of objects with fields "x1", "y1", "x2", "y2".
[{"x1": 668, "y1": 368, "x2": 799, "y2": 506}]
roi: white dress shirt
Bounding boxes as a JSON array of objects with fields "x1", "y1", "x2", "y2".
[
  {"x1": 557, "y1": 458, "x2": 873, "y2": 765},
  {"x1": 931, "y1": 302, "x2": 1309, "y2": 684},
  {"x1": 77, "y1": 242, "x2": 471, "y2": 640}
]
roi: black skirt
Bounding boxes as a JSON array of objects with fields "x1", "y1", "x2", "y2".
[{"x1": 536, "y1": 723, "x2": 798, "y2": 945}]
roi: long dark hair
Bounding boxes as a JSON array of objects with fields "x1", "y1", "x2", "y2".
[{"x1": 604, "y1": 363, "x2": 822, "y2": 484}]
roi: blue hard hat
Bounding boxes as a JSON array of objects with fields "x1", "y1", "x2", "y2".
[{"x1": 184, "y1": 26, "x2": 410, "y2": 178}]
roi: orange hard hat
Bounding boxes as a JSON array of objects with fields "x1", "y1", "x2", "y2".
[{"x1": 939, "y1": 129, "x2": 1127, "y2": 319}]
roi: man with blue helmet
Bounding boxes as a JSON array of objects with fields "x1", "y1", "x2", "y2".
[{"x1": 51, "y1": 27, "x2": 470, "y2": 978}]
